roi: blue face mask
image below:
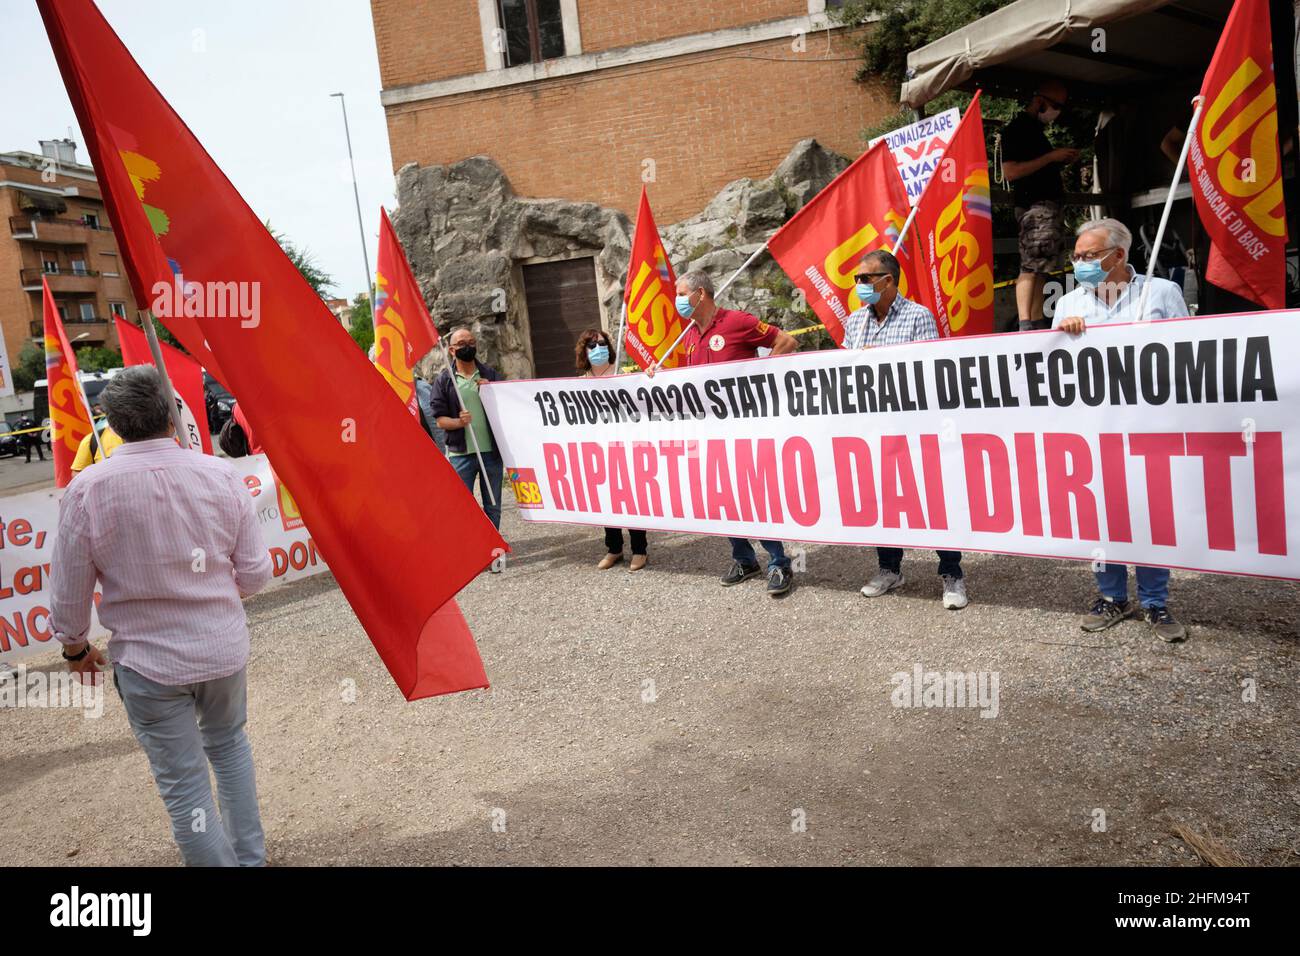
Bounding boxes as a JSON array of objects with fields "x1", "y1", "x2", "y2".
[
  {"x1": 587, "y1": 344, "x2": 610, "y2": 366},
  {"x1": 1072, "y1": 251, "x2": 1112, "y2": 287},
  {"x1": 856, "y1": 282, "x2": 881, "y2": 306},
  {"x1": 675, "y1": 293, "x2": 695, "y2": 319}
]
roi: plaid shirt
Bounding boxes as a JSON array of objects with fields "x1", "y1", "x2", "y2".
[{"x1": 841, "y1": 293, "x2": 939, "y2": 350}]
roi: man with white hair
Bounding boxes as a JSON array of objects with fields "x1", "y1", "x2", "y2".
[
  {"x1": 1055, "y1": 218, "x2": 1189, "y2": 642},
  {"x1": 1052, "y1": 217, "x2": 1188, "y2": 332}
]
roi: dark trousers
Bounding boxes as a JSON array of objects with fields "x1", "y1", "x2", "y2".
[
  {"x1": 877, "y1": 548, "x2": 962, "y2": 579},
  {"x1": 24, "y1": 440, "x2": 44, "y2": 463},
  {"x1": 604, "y1": 527, "x2": 647, "y2": 555},
  {"x1": 730, "y1": 538, "x2": 790, "y2": 571}
]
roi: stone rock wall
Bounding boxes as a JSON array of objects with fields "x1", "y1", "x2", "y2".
[{"x1": 392, "y1": 138, "x2": 851, "y2": 377}]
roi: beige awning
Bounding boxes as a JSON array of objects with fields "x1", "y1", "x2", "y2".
[{"x1": 901, "y1": 0, "x2": 1231, "y2": 107}]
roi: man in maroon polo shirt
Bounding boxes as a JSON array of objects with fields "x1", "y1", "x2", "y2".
[{"x1": 673, "y1": 269, "x2": 798, "y2": 595}]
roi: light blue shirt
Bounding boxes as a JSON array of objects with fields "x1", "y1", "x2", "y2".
[{"x1": 1051, "y1": 266, "x2": 1189, "y2": 328}]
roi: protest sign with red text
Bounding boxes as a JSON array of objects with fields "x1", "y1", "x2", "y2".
[{"x1": 483, "y1": 312, "x2": 1297, "y2": 580}]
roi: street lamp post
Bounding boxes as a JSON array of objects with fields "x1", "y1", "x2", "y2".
[{"x1": 330, "y1": 91, "x2": 375, "y2": 315}]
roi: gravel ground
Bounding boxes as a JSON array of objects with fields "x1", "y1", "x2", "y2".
[{"x1": 3, "y1": 498, "x2": 1298, "y2": 866}]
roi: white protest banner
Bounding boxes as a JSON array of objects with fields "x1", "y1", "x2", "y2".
[
  {"x1": 482, "y1": 312, "x2": 1298, "y2": 580},
  {"x1": 0, "y1": 453, "x2": 327, "y2": 668},
  {"x1": 870, "y1": 107, "x2": 961, "y2": 205}
]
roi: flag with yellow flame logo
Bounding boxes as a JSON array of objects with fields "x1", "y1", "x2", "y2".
[
  {"x1": 911, "y1": 92, "x2": 994, "y2": 338},
  {"x1": 623, "y1": 187, "x2": 687, "y2": 370},
  {"x1": 38, "y1": 0, "x2": 504, "y2": 700},
  {"x1": 1190, "y1": 0, "x2": 1286, "y2": 310},
  {"x1": 42, "y1": 277, "x2": 93, "y2": 488},
  {"x1": 768, "y1": 140, "x2": 921, "y2": 346},
  {"x1": 374, "y1": 207, "x2": 439, "y2": 415}
]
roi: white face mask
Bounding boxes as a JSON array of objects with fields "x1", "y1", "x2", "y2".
[{"x1": 1039, "y1": 106, "x2": 1061, "y2": 124}]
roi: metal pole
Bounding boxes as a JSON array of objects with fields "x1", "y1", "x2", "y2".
[
  {"x1": 443, "y1": 341, "x2": 497, "y2": 508},
  {"x1": 890, "y1": 203, "x2": 922, "y2": 256},
  {"x1": 331, "y1": 92, "x2": 373, "y2": 312},
  {"x1": 651, "y1": 243, "x2": 769, "y2": 372},
  {"x1": 1136, "y1": 98, "x2": 1203, "y2": 321},
  {"x1": 611, "y1": 302, "x2": 627, "y2": 371},
  {"x1": 139, "y1": 312, "x2": 190, "y2": 447},
  {"x1": 70, "y1": 371, "x2": 100, "y2": 459}
]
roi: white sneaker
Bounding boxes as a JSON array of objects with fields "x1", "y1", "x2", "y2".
[
  {"x1": 861, "y1": 569, "x2": 904, "y2": 598},
  {"x1": 942, "y1": 575, "x2": 968, "y2": 610}
]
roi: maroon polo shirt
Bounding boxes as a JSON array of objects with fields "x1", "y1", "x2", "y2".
[{"x1": 682, "y1": 308, "x2": 779, "y2": 367}]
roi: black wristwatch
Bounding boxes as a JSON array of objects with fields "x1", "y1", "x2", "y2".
[{"x1": 61, "y1": 644, "x2": 90, "y2": 662}]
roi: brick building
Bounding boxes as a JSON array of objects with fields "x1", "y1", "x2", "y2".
[
  {"x1": 370, "y1": 2, "x2": 893, "y2": 376},
  {"x1": 0, "y1": 140, "x2": 138, "y2": 380},
  {"x1": 372, "y1": 1, "x2": 889, "y2": 222}
]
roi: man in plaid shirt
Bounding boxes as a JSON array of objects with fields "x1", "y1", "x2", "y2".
[{"x1": 842, "y1": 250, "x2": 968, "y2": 610}]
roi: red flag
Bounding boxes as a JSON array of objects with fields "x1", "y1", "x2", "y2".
[
  {"x1": 768, "y1": 140, "x2": 921, "y2": 346},
  {"x1": 374, "y1": 208, "x2": 438, "y2": 415},
  {"x1": 114, "y1": 317, "x2": 213, "y2": 454},
  {"x1": 43, "y1": 278, "x2": 93, "y2": 488},
  {"x1": 911, "y1": 92, "x2": 994, "y2": 337},
  {"x1": 1190, "y1": 0, "x2": 1286, "y2": 310},
  {"x1": 623, "y1": 187, "x2": 687, "y2": 369},
  {"x1": 39, "y1": 0, "x2": 505, "y2": 700}
]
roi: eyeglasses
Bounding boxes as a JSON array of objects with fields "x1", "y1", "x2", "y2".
[
  {"x1": 854, "y1": 272, "x2": 890, "y2": 283},
  {"x1": 1073, "y1": 246, "x2": 1115, "y2": 263}
]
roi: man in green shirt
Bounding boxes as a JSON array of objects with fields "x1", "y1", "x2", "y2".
[{"x1": 431, "y1": 326, "x2": 504, "y2": 531}]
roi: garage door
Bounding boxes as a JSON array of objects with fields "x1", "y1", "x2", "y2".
[{"x1": 522, "y1": 257, "x2": 602, "y2": 378}]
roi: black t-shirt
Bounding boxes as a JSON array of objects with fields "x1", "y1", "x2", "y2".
[{"x1": 1002, "y1": 111, "x2": 1063, "y2": 207}]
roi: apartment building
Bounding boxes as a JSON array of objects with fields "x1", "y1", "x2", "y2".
[{"x1": 0, "y1": 139, "x2": 139, "y2": 377}]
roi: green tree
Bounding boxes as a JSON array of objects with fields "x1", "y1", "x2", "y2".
[
  {"x1": 347, "y1": 293, "x2": 374, "y2": 354},
  {"x1": 74, "y1": 345, "x2": 123, "y2": 372},
  {"x1": 834, "y1": 0, "x2": 1022, "y2": 139},
  {"x1": 12, "y1": 340, "x2": 45, "y2": 392}
]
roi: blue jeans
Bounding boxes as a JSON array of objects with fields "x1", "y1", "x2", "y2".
[
  {"x1": 1095, "y1": 564, "x2": 1170, "y2": 608},
  {"x1": 113, "y1": 665, "x2": 264, "y2": 867},
  {"x1": 451, "y1": 448, "x2": 503, "y2": 529},
  {"x1": 730, "y1": 538, "x2": 789, "y2": 570},
  {"x1": 877, "y1": 548, "x2": 963, "y2": 579}
]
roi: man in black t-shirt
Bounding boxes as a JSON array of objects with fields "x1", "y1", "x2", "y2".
[{"x1": 1001, "y1": 79, "x2": 1080, "y2": 330}]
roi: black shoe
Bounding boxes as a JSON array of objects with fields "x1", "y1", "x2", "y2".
[
  {"x1": 721, "y1": 561, "x2": 761, "y2": 586},
  {"x1": 1145, "y1": 605, "x2": 1187, "y2": 643},
  {"x1": 766, "y1": 565, "x2": 793, "y2": 596}
]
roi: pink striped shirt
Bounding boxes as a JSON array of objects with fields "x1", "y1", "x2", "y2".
[{"x1": 51, "y1": 437, "x2": 273, "y2": 685}]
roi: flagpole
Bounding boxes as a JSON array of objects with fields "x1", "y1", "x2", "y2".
[
  {"x1": 611, "y1": 302, "x2": 627, "y2": 371},
  {"x1": 442, "y1": 341, "x2": 496, "y2": 508},
  {"x1": 70, "y1": 369, "x2": 100, "y2": 460},
  {"x1": 650, "y1": 242, "x2": 769, "y2": 373},
  {"x1": 139, "y1": 312, "x2": 191, "y2": 448},
  {"x1": 891, "y1": 203, "x2": 922, "y2": 256},
  {"x1": 1136, "y1": 97, "x2": 1203, "y2": 321}
]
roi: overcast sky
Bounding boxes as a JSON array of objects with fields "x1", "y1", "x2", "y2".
[{"x1": 2, "y1": 0, "x2": 395, "y2": 302}]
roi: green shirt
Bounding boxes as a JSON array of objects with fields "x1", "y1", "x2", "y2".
[{"x1": 450, "y1": 368, "x2": 494, "y2": 457}]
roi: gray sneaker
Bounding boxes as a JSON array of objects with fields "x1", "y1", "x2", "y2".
[
  {"x1": 1145, "y1": 605, "x2": 1187, "y2": 643},
  {"x1": 1080, "y1": 596, "x2": 1131, "y2": 632},
  {"x1": 861, "y1": 569, "x2": 904, "y2": 598},
  {"x1": 941, "y1": 575, "x2": 968, "y2": 610}
]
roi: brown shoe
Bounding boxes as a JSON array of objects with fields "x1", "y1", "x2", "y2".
[
  {"x1": 597, "y1": 552, "x2": 623, "y2": 570},
  {"x1": 629, "y1": 554, "x2": 647, "y2": 572}
]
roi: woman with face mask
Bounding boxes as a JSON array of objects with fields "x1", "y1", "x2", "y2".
[{"x1": 575, "y1": 329, "x2": 648, "y2": 571}]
